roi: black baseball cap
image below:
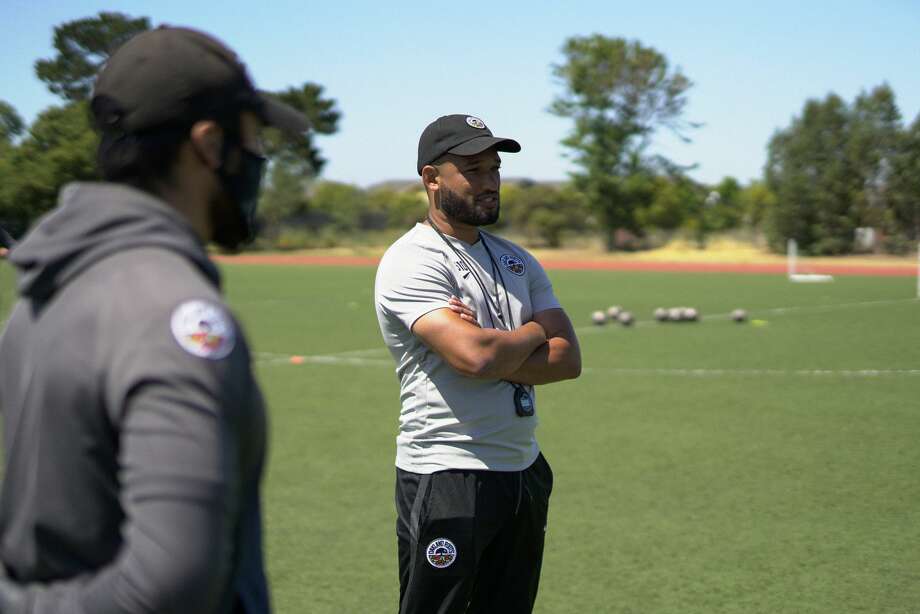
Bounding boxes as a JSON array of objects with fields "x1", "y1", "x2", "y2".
[
  {"x1": 417, "y1": 114, "x2": 521, "y2": 175},
  {"x1": 91, "y1": 26, "x2": 309, "y2": 136}
]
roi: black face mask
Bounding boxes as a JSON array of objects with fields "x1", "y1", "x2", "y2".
[{"x1": 212, "y1": 142, "x2": 267, "y2": 250}]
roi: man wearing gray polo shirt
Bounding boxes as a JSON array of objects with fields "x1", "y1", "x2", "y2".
[{"x1": 374, "y1": 114, "x2": 582, "y2": 613}]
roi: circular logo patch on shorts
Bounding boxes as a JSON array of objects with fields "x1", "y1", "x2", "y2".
[
  {"x1": 170, "y1": 300, "x2": 236, "y2": 360},
  {"x1": 426, "y1": 538, "x2": 457, "y2": 569}
]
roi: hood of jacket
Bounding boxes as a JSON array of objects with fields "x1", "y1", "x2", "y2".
[{"x1": 9, "y1": 182, "x2": 221, "y2": 301}]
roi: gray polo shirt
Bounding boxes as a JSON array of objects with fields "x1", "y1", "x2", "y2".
[{"x1": 375, "y1": 223, "x2": 560, "y2": 473}]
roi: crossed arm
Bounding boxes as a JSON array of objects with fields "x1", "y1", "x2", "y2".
[{"x1": 411, "y1": 297, "x2": 581, "y2": 385}]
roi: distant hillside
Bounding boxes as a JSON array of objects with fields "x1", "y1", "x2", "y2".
[{"x1": 366, "y1": 178, "x2": 566, "y2": 191}]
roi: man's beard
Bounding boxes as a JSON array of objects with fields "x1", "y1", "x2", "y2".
[{"x1": 438, "y1": 186, "x2": 500, "y2": 226}]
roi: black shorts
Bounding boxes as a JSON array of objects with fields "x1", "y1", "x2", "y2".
[{"x1": 395, "y1": 453, "x2": 554, "y2": 614}]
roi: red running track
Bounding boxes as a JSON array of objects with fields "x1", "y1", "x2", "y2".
[{"x1": 213, "y1": 254, "x2": 916, "y2": 277}]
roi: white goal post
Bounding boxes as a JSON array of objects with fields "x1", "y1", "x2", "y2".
[{"x1": 787, "y1": 239, "x2": 834, "y2": 283}]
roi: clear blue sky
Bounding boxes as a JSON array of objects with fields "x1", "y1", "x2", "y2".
[{"x1": 2, "y1": 0, "x2": 919, "y2": 187}]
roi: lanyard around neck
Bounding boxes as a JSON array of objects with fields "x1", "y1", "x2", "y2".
[
  {"x1": 425, "y1": 216, "x2": 513, "y2": 330},
  {"x1": 424, "y1": 216, "x2": 534, "y2": 416}
]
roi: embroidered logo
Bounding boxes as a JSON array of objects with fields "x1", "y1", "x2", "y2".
[
  {"x1": 465, "y1": 116, "x2": 486, "y2": 129},
  {"x1": 170, "y1": 300, "x2": 236, "y2": 360},
  {"x1": 500, "y1": 254, "x2": 525, "y2": 276},
  {"x1": 426, "y1": 538, "x2": 457, "y2": 569},
  {"x1": 455, "y1": 260, "x2": 471, "y2": 278}
]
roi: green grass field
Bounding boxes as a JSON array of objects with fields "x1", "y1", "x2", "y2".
[{"x1": 2, "y1": 262, "x2": 919, "y2": 613}]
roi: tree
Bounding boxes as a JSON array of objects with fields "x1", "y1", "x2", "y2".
[
  {"x1": 35, "y1": 12, "x2": 151, "y2": 101},
  {"x1": 258, "y1": 84, "x2": 341, "y2": 233},
  {"x1": 0, "y1": 102, "x2": 99, "y2": 234},
  {"x1": 847, "y1": 84, "x2": 901, "y2": 231},
  {"x1": 710, "y1": 176, "x2": 744, "y2": 230},
  {"x1": 887, "y1": 114, "x2": 920, "y2": 243},
  {"x1": 550, "y1": 35, "x2": 695, "y2": 249},
  {"x1": 501, "y1": 182, "x2": 588, "y2": 247},
  {"x1": 636, "y1": 174, "x2": 695, "y2": 232},
  {"x1": 308, "y1": 181, "x2": 367, "y2": 231},
  {"x1": 765, "y1": 86, "x2": 909, "y2": 255},
  {"x1": 0, "y1": 101, "x2": 24, "y2": 144},
  {"x1": 366, "y1": 188, "x2": 426, "y2": 230},
  {"x1": 737, "y1": 180, "x2": 776, "y2": 230},
  {"x1": 258, "y1": 163, "x2": 311, "y2": 231},
  {"x1": 765, "y1": 94, "x2": 861, "y2": 254},
  {"x1": 263, "y1": 84, "x2": 340, "y2": 177}
]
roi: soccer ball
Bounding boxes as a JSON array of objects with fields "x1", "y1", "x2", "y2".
[
  {"x1": 591, "y1": 310, "x2": 607, "y2": 325},
  {"x1": 606, "y1": 305, "x2": 622, "y2": 320},
  {"x1": 617, "y1": 311, "x2": 634, "y2": 326},
  {"x1": 668, "y1": 307, "x2": 683, "y2": 322},
  {"x1": 683, "y1": 307, "x2": 699, "y2": 322},
  {"x1": 731, "y1": 308, "x2": 748, "y2": 323},
  {"x1": 653, "y1": 307, "x2": 668, "y2": 322}
]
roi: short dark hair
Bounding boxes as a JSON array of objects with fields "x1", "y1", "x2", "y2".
[
  {"x1": 95, "y1": 103, "x2": 245, "y2": 190},
  {"x1": 96, "y1": 126, "x2": 189, "y2": 188}
]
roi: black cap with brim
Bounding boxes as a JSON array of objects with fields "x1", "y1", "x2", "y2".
[
  {"x1": 258, "y1": 91, "x2": 310, "y2": 136},
  {"x1": 417, "y1": 114, "x2": 521, "y2": 174},
  {"x1": 92, "y1": 27, "x2": 309, "y2": 138},
  {"x1": 447, "y1": 136, "x2": 521, "y2": 157}
]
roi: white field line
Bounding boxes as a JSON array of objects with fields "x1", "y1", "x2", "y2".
[
  {"x1": 581, "y1": 367, "x2": 920, "y2": 378},
  {"x1": 254, "y1": 296, "x2": 919, "y2": 374},
  {"x1": 575, "y1": 297, "x2": 918, "y2": 334},
  {"x1": 256, "y1": 354, "x2": 920, "y2": 378},
  {"x1": 254, "y1": 351, "x2": 390, "y2": 368}
]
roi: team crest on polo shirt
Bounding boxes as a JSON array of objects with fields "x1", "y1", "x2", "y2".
[
  {"x1": 426, "y1": 538, "x2": 457, "y2": 568},
  {"x1": 465, "y1": 116, "x2": 486, "y2": 129},
  {"x1": 500, "y1": 254, "x2": 525, "y2": 276},
  {"x1": 170, "y1": 300, "x2": 236, "y2": 360}
]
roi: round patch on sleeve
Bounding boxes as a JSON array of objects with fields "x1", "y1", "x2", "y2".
[
  {"x1": 500, "y1": 253, "x2": 526, "y2": 276},
  {"x1": 170, "y1": 300, "x2": 236, "y2": 360}
]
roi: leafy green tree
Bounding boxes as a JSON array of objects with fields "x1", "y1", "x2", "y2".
[
  {"x1": 888, "y1": 114, "x2": 920, "y2": 243},
  {"x1": 0, "y1": 101, "x2": 24, "y2": 144},
  {"x1": 35, "y1": 12, "x2": 151, "y2": 101},
  {"x1": 847, "y1": 84, "x2": 901, "y2": 230},
  {"x1": 308, "y1": 181, "x2": 367, "y2": 231},
  {"x1": 550, "y1": 35, "x2": 695, "y2": 249},
  {"x1": 709, "y1": 176, "x2": 744, "y2": 230},
  {"x1": 258, "y1": 84, "x2": 341, "y2": 234},
  {"x1": 765, "y1": 94, "x2": 861, "y2": 254},
  {"x1": 366, "y1": 188, "x2": 426, "y2": 230},
  {"x1": 0, "y1": 102, "x2": 99, "y2": 234},
  {"x1": 501, "y1": 182, "x2": 588, "y2": 247},
  {"x1": 738, "y1": 180, "x2": 777, "y2": 229},
  {"x1": 765, "y1": 85, "x2": 911, "y2": 254},
  {"x1": 636, "y1": 175, "x2": 694, "y2": 231},
  {"x1": 258, "y1": 163, "x2": 310, "y2": 231},
  {"x1": 8, "y1": 12, "x2": 343, "y2": 247},
  {"x1": 263, "y1": 83, "x2": 341, "y2": 177}
]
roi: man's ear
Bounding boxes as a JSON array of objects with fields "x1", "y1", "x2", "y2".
[
  {"x1": 421, "y1": 164, "x2": 440, "y2": 193},
  {"x1": 189, "y1": 120, "x2": 223, "y2": 170}
]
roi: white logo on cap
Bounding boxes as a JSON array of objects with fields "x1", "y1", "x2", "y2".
[{"x1": 465, "y1": 116, "x2": 486, "y2": 129}]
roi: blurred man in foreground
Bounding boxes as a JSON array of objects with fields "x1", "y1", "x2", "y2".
[{"x1": 0, "y1": 26, "x2": 308, "y2": 613}]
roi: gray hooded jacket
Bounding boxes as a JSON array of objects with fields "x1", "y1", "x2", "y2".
[{"x1": 0, "y1": 183, "x2": 269, "y2": 613}]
